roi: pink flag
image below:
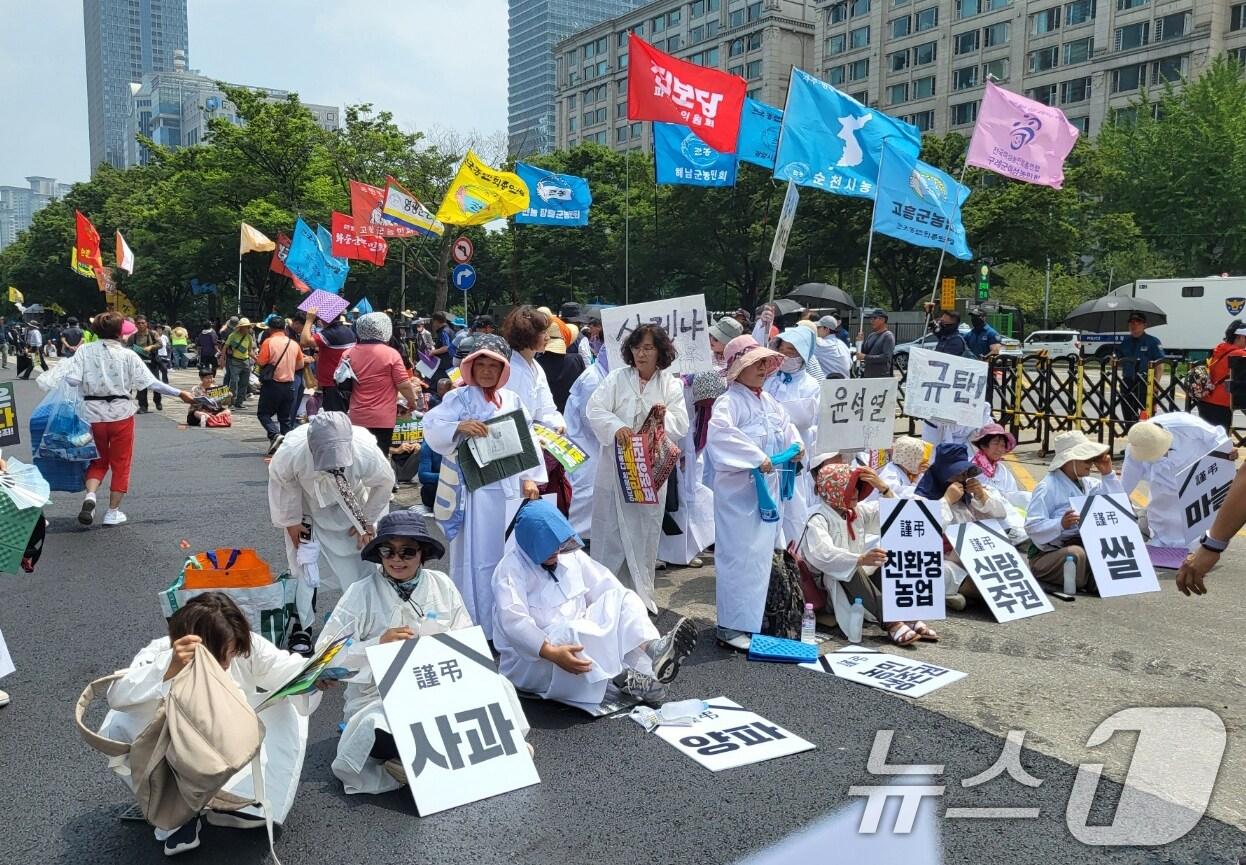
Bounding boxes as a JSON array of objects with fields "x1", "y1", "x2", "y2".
[{"x1": 965, "y1": 81, "x2": 1080, "y2": 189}]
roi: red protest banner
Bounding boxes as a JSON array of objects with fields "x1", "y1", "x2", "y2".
[
  {"x1": 270, "y1": 232, "x2": 310, "y2": 292},
  {"x1": 75, "y1": 210, "x2": 104, "y2": 272},
  {"x1": 627, "y1": 33, "x2": 746, "y2": 153},
  {"x1": 330, "y1": 211, "x2": 388, "y2": 266},
  {"x1": 350, "y1": 180, "x2": 417, "y2": 238}
]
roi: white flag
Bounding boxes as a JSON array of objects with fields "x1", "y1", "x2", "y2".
[{"x1": 115, "y1": 230, "x2": 134, "y2": 275}]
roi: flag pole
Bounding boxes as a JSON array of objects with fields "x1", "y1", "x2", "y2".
[
  {"x1": 923, "y1": 160, "x2": 971, "y2": 331},
  {"x1": 858, "y1": 145, "x2": 888, "y2": 338},
  {"x1": 624, "y1": 150, "x2": 631, "y2": 306},
  {"x1": 237, "y1": 252, "x2": 243, "y2": 316}
]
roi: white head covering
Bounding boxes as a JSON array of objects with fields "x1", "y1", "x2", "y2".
[
  {"x1": 307, "y1": 411, "x2": 355, "y2": 471},
  {"x1": 356, "y1": 312, "x2": 392, "y2": 343}
]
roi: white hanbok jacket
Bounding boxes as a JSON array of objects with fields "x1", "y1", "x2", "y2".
[
  {"x1": 706, "y1": 383, "x2": 801, "y2": 632},
  {"x1": 763, "y1": 368, "x2": 821, "y2": 543},
  {"x1": 316, "y1": 568, "x2": 528, "y2": 795},
  {"x1": 658, "y1": 378, "x2": 716, "y2": 566},
  {"x1": 1026, "y1": 470, "x2": 1124, "y2": 552},
  {"x1": 100, "y1": 635, "x2": 317, "y2": 827},
  {"x1": 506, "y1": 353, "x2": 565, "y2": 430},
  {"x1": 564, "y1": 362, "x2": 606, "y2": 538},
  {"x1": 493, "y1": 547, "x2": 658, "y2": 712},
  {"x1": 423, "y1": 386, "x2": 546, "y2": 638},
  {"x1": 877, "y1": 462, "x2": 922, "y2": 498},
  {"x1": 798, "y1": 500, "x2": 885, "y2": 627},
  {"x1": 586, "y1": 366, "x2": 689, "y2": 612},
  {"x1": 975, "y1": 459, "x2": 1031, "y2": 540}
]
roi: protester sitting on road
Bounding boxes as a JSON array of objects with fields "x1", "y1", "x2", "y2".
[
  {"x1": 1024, "y1": 431, "x2": 1122, "y2": 592},
  {"x1": 99, "y1": 592, "x2": 319, "y2": 857},
  {"x1": 764, "y1": 327, "x2": 822, "y2": 543},
  {"x1": 708, "y1": 315, "x2": 743, "y2": 371},
  {"x1": 1121, "y1": 414, "x2": 1232, "y2": 548},
  {"x1": 316, "y1": 510, "x2": 529, "y2": 793},
  {"x1": 187, "y1": 371, "x2": 232, "y2": 427},
  {"x1": 38, "y1": 312, "x2": 193, "y2": 528},
  {"x1": 416, "y1": 438, "x2": 441, "y2": 511},
  {"x1": 493, "y1": 499, "x2": 698, "y2": 710},
  {"x1": 969, "y1": 423, "x2": 1029, "y2": 544},
  {"x1": 707, "y1": 335, "x2": 802, "y2": 651},
  {"x1": 876, "y1": 436, "x2": 931, "y2": 499},
  {"x1": 799, "y1": 460, "x2": 937, "y2": 646}
]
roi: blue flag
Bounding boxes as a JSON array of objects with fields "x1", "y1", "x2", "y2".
[
  {"x1": 286, "y1": 218, "x2": 349, "y2": 294},
  {"x1": 353, "y1": 296, "x2": 373, "y2": 314},
  {"x1": 737, "y1": 98, "x2": 783, "y2": 169},
  {"x1": 654, "y1": 122, "x2": 737, "y2": 187},
  {"x1": 774, "y1": 68, "x2": 921, "y2": 199},
  {"x1": 514, "y1": 163, "x2": 592, "y2": 226},
  {"x1": 190, "y1": 278, "x2": 216, "y2": 296},
  {"x1": 872, "y1": 141, "x2": 973, "y2": 260}
]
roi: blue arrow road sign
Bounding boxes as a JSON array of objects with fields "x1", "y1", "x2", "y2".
[{"x1": 452, "y1": 263, "x2": 477, "y2": 291}]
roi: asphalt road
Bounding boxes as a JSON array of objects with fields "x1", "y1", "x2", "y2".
[{"x1": 0, "y1": 373, "x2": 1243, "y2": 865}]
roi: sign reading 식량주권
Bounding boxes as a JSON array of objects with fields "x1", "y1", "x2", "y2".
[{"x1": 948, "y1": 521, "x2": 1053, "y2": 623}]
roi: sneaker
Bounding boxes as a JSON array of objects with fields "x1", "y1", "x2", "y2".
[
  {"x1": 266, "y1": 434, "x2": 285, "y2": 456},
  {"x1": 102, "y1": 509, "x2": 128, "y2": 526},
  {"x1": 287, "y1": 628, "x2": 313, "y2": 657},
  {"x1": 383, "y1": 758, "x2": 408, "y2": 786},
  {"x1": 715, "y1": 627, "x2": 751, "y2": 652},
  {"x1": 0, "y1": 689, "x2": 9, "y2": 707},
  {"x1": 946, "y1": 592, "x2": 968, "y2": 612},
  {"x1": 77, "y1": 498, "x2": 96, "y2": 526},
  {"x1": 163, "y1": 817, "x2": 201, "y2": 857},
  {"x1": 204, "y1": 809, "x2": 265, "y2": 830},
  {"x1": 646, "y1": 616, "x2": 698, "y2": 684},
  {"x1": 687, "y1": 557, "x2": 704, "y2": 568},
  {"x1": 613, "y1": 669, "x2": 667, "y2": 704}
]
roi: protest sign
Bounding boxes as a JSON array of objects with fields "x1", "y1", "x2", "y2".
[
  {"x1": 615, "y1": 408, "x2": 679, "y2": 503},
  {"x1": 815, "y1": 379, "x2": 896, "y2": 453},
  {"x1": 652, "y1": 697, "x2": 814, "y2": 771},
  {"x1": 0, "y1": 383, "x2": 19, "y2": 446},
  {"x1": 255, "y1": 631, "x2": 354, "y2": 711},
  {"x1": 1070, "y1": 493, "x2": 1160, "y2": 598},
  {"x1": 800, "y1": 649, "x2": 964, "y2": 698},
  {"x1": 533, "y1": 421, "x2": 589, "y2": 473},
  {"x1": 601, "y1": 294, "x2": 712, "y2": 375},
  {"x1": 205, "y1": 385, "x2": 233, "y2": 407},
  {"x1": 903, "y1": 347, "x2": 990, "y2": 426},
  {"x1": 948, "y1": 522, "x2": 1053, "y2": 623},
  {"x1": 366, "y1": 625, "x2": 538, "y2": 815},
  {"x1": 1176, "y1": 450, "x2": 1235, "y2": 544},
  {"x1": 393, "y1": 417, "x2": 423, "y2": 446},
  {"x1": 879, "y1": 498, "x2": 945, "y2": 622}
]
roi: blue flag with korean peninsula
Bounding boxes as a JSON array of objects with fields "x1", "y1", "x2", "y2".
[
  {"x1": 654, "y1": 122, "x2": 737, "y2": 187},
  {"x1": 774, "y1": 68, "x2": 922, "y2": 199},
  {"x1": 286, "y1": 218, "x2": 349, "y2": 294},
  {"x1": 872, "y1": 141, "x2": 973, "y2": 260},
  {"x1": 514, "y1": 163, "x2": 592, "y2": 226},
  {"x1": 737, "y1": 98, "x2": 783, "y2": 169}
]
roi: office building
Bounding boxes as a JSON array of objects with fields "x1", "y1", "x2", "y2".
[
  {"x1": 0, "y1": 177, "x2": 75, "y2": 252},
  {"x1": 510, "y1": 0, "x2": 653, "y2": 156},
  {"x1": 814, "y1": 0, "x2": 1246, "y2": 138},
  {"x1": 83, "y1": 0, "x2": 190, "y2": 172},
  {"x1": 553, "y1": 0, "x2": 817, "y2": 152}
]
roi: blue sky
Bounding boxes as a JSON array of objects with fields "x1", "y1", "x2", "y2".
[{"x1": 0, "y1": 0, "x2": 508, "y2": 186}]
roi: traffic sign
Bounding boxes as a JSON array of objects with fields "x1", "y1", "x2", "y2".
[
  {"x1": 977, "y1": 264, "x2": 990, "y2": 301},
  {"x1": 451, "y1": 236, "x2": 474, "y2": 264},
  {"x1": 940, "y1": 277, "x2": 956, "y2": 311},
  {"x1": 452, "y1": 263, "x2": 477, "y2": 291}
]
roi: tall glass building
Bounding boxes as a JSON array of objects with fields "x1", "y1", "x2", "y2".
[
  {"x1": 508, "y1": 0, "x2": 648, "y2": 157},
  {"x1": 83, "y1": 0, "x2": 189, "y2": 173}
]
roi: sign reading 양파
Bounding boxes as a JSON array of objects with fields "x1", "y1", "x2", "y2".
[
  {"x1": 652, "y1": 696, "x2": 815, "y2": 771},
  {"x1": 879, "y1": 498, "x2": 945, "y2": 622},
  {"x1": 815, "y1": 379, "x2": 896, "y2": 454},
  {"x1": 902, "y1": 347, "x2": 989, "y2": 426},
  {"x1": 0, "y1": 383, "x2": 19, "y2": 446},
  {"x1": 365, "y1": 625, "x2": 538, "y2": 815},
  {"x1": 948, "y1": 521, "x2": 1053, "y2": 623},
  {"x1": 1176, "y1": 450, "x2": 1234, "y2": 544},
  {"x1": 1069, "y1": 494, "x2": 1160, "y2": 598},
  {"x1": 601, "y1": 294, "x2": 712, "y2": 375}
]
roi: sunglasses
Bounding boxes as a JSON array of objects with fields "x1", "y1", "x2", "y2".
[{"x1": 378, "y1": 545, "x2": 422, "y2": 561}]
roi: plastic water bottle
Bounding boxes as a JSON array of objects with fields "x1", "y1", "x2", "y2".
[
  {"x1": 845, "y1": 598, "x2": 866, "y2": 644},
  {"x1": 801, "y1": 603, "x2": 817, "y2": 645},
  {"x1": 1062, "y1": 554, "x2": 1077, "y2": 595}
]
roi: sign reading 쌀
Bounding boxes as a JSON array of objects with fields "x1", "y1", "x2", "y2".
[
  {"x1": 902, "y1": 347, "x2": 989, "y2": 426},
  {"x1": 815, "y1": 379, "x2": 896, "y2": 453},
  {"x1": 1070, "y1": 494, "x2": 1160, "y2": 598},
  {"x1": 601, "y1": 294, "x2": 712, "y2": 375}
]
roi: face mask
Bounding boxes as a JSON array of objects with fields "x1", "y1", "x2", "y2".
[{"x1": 780, "y1": 356, "x2": 802, "y2": 373}]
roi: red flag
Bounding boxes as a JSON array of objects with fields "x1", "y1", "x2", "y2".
[
  {"x1": 350, "y1": 180, "x2": 417, "y2": 238},
  {"x1": 330, "y1": 211, "x2": 388, "y2": 266},
  {"x1": 270, "y1": 232, "x2": 311, "y2": 292},
  {"x1": 75, "y1": 210, "x2": 104, "y2": 272},
  {"x1": 627, "y1": 34, "x2": 746, "y2": 153}
]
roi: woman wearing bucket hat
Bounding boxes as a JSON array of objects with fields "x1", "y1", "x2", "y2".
[
  {"x1": 423, "y1": 334, "x2": 546, "y2": 638},
  {"x1": 706, "y1": 335, "x2": 802, "y2": 650},
  {"x1": 969, "y1": 423, "x2": 1029, "y2": 544},
  {"x1": 707, "y1": 316, "x2": 744, "y2": 370},
  {"x1": 1120, "y1": 414, "x2": 1232, "y2": 548},
  {"x1": 586, "y1": 323, "x2": 689, "y2": 613},
  {"x1": 316, "y1": 509, "x2": 529, "y2": 792},
  {"x1": 763, "y1": 327, "x2": 822, "y2": 543},
  {"x1": 1025, "y1": 431, "x2": 1123, "y2": 591}
]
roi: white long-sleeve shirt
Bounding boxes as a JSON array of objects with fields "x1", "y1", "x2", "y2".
[
  {"x1": 37, "y1": 339, "x2": 180, "y2": 422},
  {"x1": 1026, "y1": 469, "x2": 1124, "y2": 551}
]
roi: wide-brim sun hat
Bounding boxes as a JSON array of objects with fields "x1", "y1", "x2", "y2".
[
  {"x1": 1125, "y1": 420, "x2": 1174, "y2": 463},
  {"x1": 360, "y1": 508, "x2": 446, "y2": 563},
  {"x1": 971, "y1": 422, "x2": 1017, "y2": 453},
  {"x1": 708, "y1": 316, "x2": 744, "y2": 345},
  {"x1": 1048, "y1": 430, "x2": 1110, "y2": 472},
  {"x1": 459, "y1": 333, "x2": 513, "y2": 388},
  {"x1": 236, "y1": 318, "x2": 253, "y2": 328},
  {"x1": 723, "y1": 334, "x2": 783, "y2": 382}
]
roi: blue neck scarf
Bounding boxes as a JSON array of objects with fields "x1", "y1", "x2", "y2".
[{"x1": 751, "y1": 442, "x2": 803, "y2": 522}]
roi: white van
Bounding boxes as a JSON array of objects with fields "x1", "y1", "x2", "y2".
[{"x1": 1022, "y1": 330, "x2": 1082, "y2": 359}]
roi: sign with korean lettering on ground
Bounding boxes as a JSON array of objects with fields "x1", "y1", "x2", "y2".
[
  {"x1": 366, "y1": 626, "x2": 538, "y2": 815},
  {"x1": 653, "y1": 697, "x2": 814, "y2": 771},
  {"x1": 768, "y1": 180, "x2": 799, "y2": 270},
  {"x1": 0, "y1": 383, "x2": 19, "y2": 446},
  {"x1": 801, "y1": 649, "x2": 965, "y2": 698},
  {"x1": 902, "y1": 347, "x2": 989, "y2": 426},
  {"x1": 815, "y1": 379, "x2": 896, "y2": 454},
  {"x1": 879, "y1": 498, "x2": 945, "y2": 622},
  {"x1": 1176, "y1": 450, "x2": 1234, "y2": 544},
  {"x1": 948, "y1": 521, "x2": 1053, "y2": 623},
  {"x1": 601, "y1": 294, "x2": 712, "y2": 375},
  {"x1": 1070, "y1": 494, "x2": 1161, "y2": 599}
]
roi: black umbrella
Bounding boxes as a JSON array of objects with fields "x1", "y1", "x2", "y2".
[
  {"x1": 1063, "y1": 295, "x2": 1166, "y2": 332},
  {"x1": 756, "y1": 298, "x2": 804, "y2": 318},
  {"x1": 785, "y1": 282, "x2": 856, "y2": 309}
]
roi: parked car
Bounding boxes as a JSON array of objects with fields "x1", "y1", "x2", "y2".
[{"x1": 1021, "y1": 330, "x2": 1082, "y2": 360}]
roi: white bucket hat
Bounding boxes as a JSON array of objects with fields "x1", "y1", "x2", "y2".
[
  {"x1": 1048, "y1": 430, "x2": 1109, "y2": 472},
  {"x1": 1125, "y1": 420, "x2": 1174, "y2": 463}
]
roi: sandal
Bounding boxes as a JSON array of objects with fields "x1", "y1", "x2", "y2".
[
  {"x1": 887, "y1": 622, "x2": 919, "y2": 646},
  {"x1": 912, "y1": 621, "x2": 939, "y2": 642}
]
